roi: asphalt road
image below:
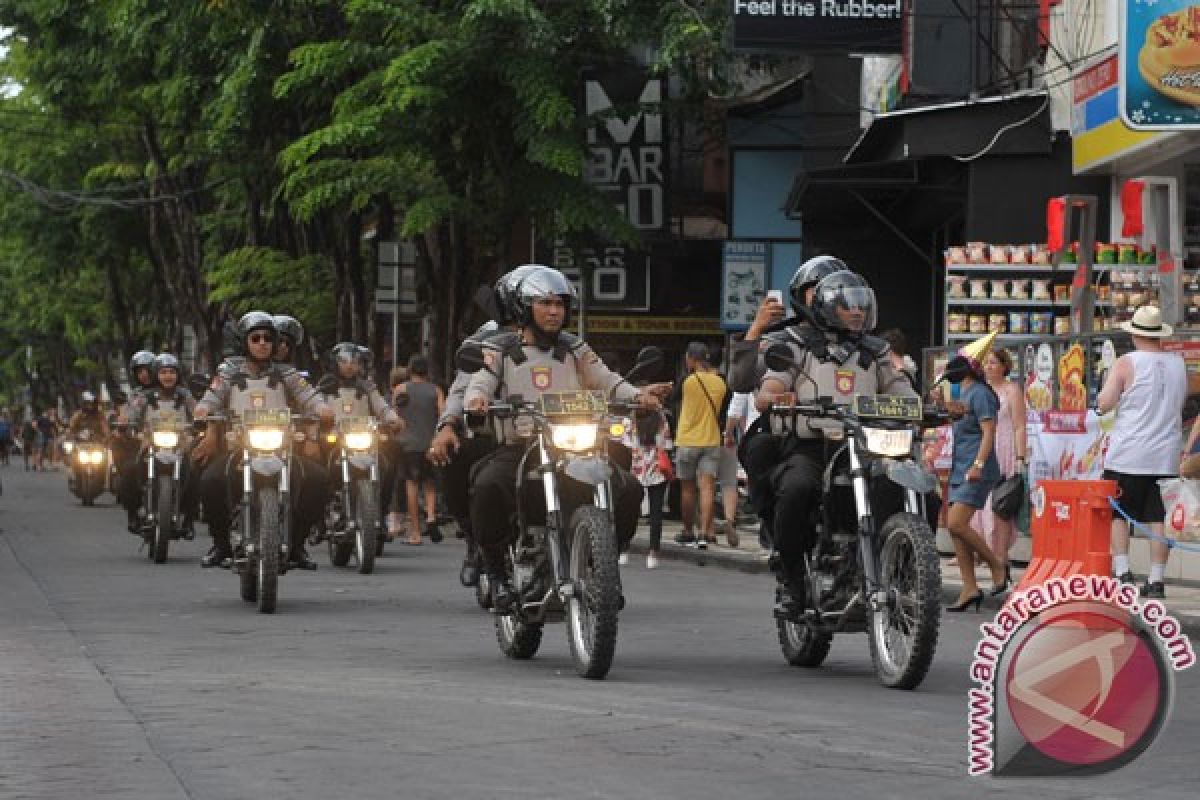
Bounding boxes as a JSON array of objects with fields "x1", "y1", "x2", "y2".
[{"x1": 2, "y1": 466, "x2": 1198, "y2": 799}]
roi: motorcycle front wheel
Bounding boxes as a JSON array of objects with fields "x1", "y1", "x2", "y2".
[
  {"x1": 354, "y1": 480, "x2": 378, "y2": 575},
  {"x1": 565, "y1": 505, "x2": 620, "y2": 680},
  {"x1": 254, "y1": 487, "x2": 282, "y2": 614},
  {"x1": 777, "y1": 617, "x2": 833, "y2": 667},
  {"x1": 152, "y1": 474, "x2": 174, "y2": 564},
  {"x1": 868, "y1": 512, "x2": 942, "y2": 689},
  {"x1": 494, "y1": 553, "x2": 542, "y2": 659}
]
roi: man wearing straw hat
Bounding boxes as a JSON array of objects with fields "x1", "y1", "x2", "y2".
[{"x1": 1097, "y1": 305, "x2": 1188, "y2": 598}]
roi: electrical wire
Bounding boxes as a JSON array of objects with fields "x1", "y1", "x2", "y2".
[{"x1": 950, "y1": 93, "x2": 1051, "y2": 162}]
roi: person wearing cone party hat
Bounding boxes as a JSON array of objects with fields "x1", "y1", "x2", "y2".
[
  {"x1": 1100, "y1": 305, "x2": 1187, "y2": 599},
  {"x1": 940, "y1": 329, "x2": 1011, "y2": 612}
]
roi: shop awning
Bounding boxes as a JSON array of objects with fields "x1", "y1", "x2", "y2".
[{"x1": 844, "y1": 91, "x2": 1052, "y2": 165}]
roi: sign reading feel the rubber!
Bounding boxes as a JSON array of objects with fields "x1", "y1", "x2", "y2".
[{"x1": 730, "y1": 0, "x2": 903, "y2": 53}]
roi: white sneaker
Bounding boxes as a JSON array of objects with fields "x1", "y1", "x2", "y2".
[
  {"x1": 618, "y1": 553, "x2": 630, "y2": 566},
  {"x1": 646, "y1": 552, "x2": 659, "y2": 569}
]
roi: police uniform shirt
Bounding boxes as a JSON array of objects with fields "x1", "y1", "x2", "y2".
[
  {"x1": 197, "y1": 357, "x2": 326, "y2": 417},
  {"x1": 463, "y1": 333, "x2": 639, "y2": 441},
  {"x1": 127, "y1": 388, "x2": 197, "y2": 433},
  {"x1": 321, "y1": 378, "x2": 399, "y2": 426},
  {"x1": 729, "y1": 322, "x2": 814, "y2": 394},
  {"x1": 760, "y1": 333, "x2": 915, "y2": 438}
]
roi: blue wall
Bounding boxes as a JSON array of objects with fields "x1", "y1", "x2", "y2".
[{"x1": 731, "y1": 150, "x2": 805, "y2": 242}]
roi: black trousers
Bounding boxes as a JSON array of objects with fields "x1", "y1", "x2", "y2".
[
  {"x1": 469, "y1": 445, "x2": 643, "y2": 573},
  {"x1": 440, "y1": 434, "x2": 496, "y2": 548},
  {"x1": 198, "y1": 451, "x2": 329, "y2": 555},
  {"x1": 118, "y1": 449, "x2": 198, "y2": 521}
]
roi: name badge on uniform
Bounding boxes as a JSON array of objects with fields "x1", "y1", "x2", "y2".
[
  {"x1": 835, "y1": 370, "x2": 856, "y2": 396},
  {"x1": 250, "y1": 391, "x2": 266, "y2": 409},
  {"x1": 342, "y1": 401, "x2": 354, "y2": 414},
  {"x1": 531, "y1": 366, "x2": 553, "y2": 391}
]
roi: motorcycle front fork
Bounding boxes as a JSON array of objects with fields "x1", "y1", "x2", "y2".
[{"x1": 239, "y1": 454, "x2": 289, "y2": 560}]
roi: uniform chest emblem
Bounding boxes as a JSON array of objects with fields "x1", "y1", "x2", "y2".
[
  {"x1": 250, "y1": 391, "x2": 266, "y2": 409},
  {"x1": 342, "y1": 401, "x2": 354, "y2": 414},
  {"x1": 835, "y1": 370, "x2": 855, "y2": 395},
  {"x1": 531, "y1": 367, "x2": 553, "y2": 391}
]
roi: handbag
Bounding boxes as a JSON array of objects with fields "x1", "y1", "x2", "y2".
[
  {"x1": 991, "y1": 472, "x2": 1025, "y2": 520},
  {"x1": 655, "y1": 447, "x2": 675, "y2": 483}
]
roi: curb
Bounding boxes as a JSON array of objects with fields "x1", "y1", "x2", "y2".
[{"x1": 626, "y1": 537, "x2": 1200, "y2": 637}]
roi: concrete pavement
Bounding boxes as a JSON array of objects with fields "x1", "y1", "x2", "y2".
[{"x1": 2, "y1": 466, "x2": 1198, "y2": 799}]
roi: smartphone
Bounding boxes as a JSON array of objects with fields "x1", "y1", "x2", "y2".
[{"x1": 766, "y1": 289, "x2": 783, "y2": 305}]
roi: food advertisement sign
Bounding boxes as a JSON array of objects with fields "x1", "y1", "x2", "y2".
[{"x1": 1121, "y1": 1, "x2": 1200, "y2": 129}]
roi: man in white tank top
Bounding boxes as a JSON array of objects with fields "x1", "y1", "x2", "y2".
[{"x1": 1097, "y1": 306, "x2": 1188, "y2": 598}]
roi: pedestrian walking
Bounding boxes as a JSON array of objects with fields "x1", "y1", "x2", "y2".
[
  {"x1": 386, "y1": 365, "x2": 409, "y2": 537},
  {"x1": 972, "y1": 348, "x2": 1027, "y2": 575},
  {"x1": 395, "y1": 355, "x2": 444, "y2": 545},
  {"x1": 939, "y1": 332, "x2": 1008, "y2": 612},
  {"x1": 727, "y1": 390, "x2": 764, "y2": 546},
  {"x1": 671, "y1": 342, "x2": 728, "y2": 549},
  {"x1": 624, "y1": 407, "x2": 672, "y2": 568},
  {"x1": 1099, "y1": 306, "x2": 1188, "y2": 599},
  {"x1": 21, "y1": 417, "x2": 36, "y2": 471},
  {"x1": 0, "y1": 412, "x2": 12, "y2": 465}
]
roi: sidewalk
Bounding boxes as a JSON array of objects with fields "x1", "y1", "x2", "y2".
[{"x1": 626, "y1": 517, "x2": 1200, "y2": 634}]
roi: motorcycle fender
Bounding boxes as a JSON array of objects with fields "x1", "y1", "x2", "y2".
[
  {"x1": 563, "y1": 456, "x2": 611, "y2": 486},
  {"x1": 885, "y1": 461, "x2": 937, "y2": 495},
  {"x1": 348, "y1": 454, "x2": 375, "y2": 472},
  {"x1": 250, "y1": 455, "x2": 285, "y2": 478}
]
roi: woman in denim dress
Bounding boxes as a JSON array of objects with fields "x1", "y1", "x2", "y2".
[{"x1": 943, "y1": 354, "x2": 1009, "y2": 611}]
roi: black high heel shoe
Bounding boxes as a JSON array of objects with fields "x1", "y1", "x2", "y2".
[
  {"x1": 947, "y1": 590, "x2": 984, "y2": 613},
  {"x1": 990, "y1": 566, "x2": 1012, "y2": 598}
]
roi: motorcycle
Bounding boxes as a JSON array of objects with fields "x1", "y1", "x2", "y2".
[
  {"x1": 763, "y1": 344, "x2": 946, "y2": 690},
  {"x1": 66, "y1": 430, "x2": 107, "y2": 506},
  {"x1": 457, "y1": 345, "x2": 661, "y2": 680},
  {"x1": 139, "y1": 410, "x2": 192, "y2": 563},
  {"x1": 197, "y1": 408, "x2": 315, "y2": 614},
  {"x1": 321, "y1": 416, "x2": 384, "y2": 574}
]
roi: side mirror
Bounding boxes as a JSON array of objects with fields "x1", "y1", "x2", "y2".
[
  {"x1": 764, "y1": 343, "x2": 796, "y2": 373},
  {"x1": 624, "y1": 346, "x2": 664, "y2": 384},
  {"x1": 187, "y1": 374, "x2": 210, "y2": 398},
  {"x1": 456, "y1": 342, "x2": 488, "y2": 374}
]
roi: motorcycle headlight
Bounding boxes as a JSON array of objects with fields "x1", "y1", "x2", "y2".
[
  {"x1": 247, "y1": 427, "x2": 286, "y2": 451},
  {"x1": 861, "y1": 427, "x2": 914, "y2": 458},
  {"x1": 551, "y1": 423, "x2": 599, "y2": 452},
  {"x1": 152, "y1": 431, "x2": 179, "y2": 449},
  {"x1": 344, "y1": 431, "x2": 374, "y2": 451},
  {"x1": 78, "y1": 449, "x2": 103, "y2": 465}
]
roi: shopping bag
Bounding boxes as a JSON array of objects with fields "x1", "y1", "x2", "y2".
[{"x1": 1160, "y1": 478, "x2": 1200, "y2": 542}]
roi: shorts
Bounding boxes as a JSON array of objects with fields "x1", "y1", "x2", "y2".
[
  {"x1": 401, "y1": 450, "x2": 436, "y2": 483},
  {"x1": 717, "y1": 445, "x2": 739, "y2": 487},
  {"x1": 948, "y1": 478, "x2": 997, "y2": 510},
  {"x1": 1103, "y1": 470, "x2": 1169, "y2": 524},
  {"x1": 675, "y1": 445, "x2": 721, "y2": 481}
]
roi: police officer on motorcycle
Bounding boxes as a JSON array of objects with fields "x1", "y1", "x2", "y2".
[
  {"x1": 193, "y1": 311, "x2": 334, "y2": 569},
  {"x1": 318, "y1": 342, "x2": 403, "y2": 528},
  {"x1": 463, "y1": 265, "x2": 666, "y2": 610},
  {"x1": 728, "y1": 256, "x2": 847, "y2": 547},
  {"x1": 752, "y1": 270, "x2": 915, "y2": 616},
  {"x1": 428, "y1": 265, "x2": 540, "y2": 588},
  {"x1": 67, "y1": 390, "x2": 110, "y2": 441},
  {"x1": 119, "y1": 354, "x2": 198, "y2": 533}
]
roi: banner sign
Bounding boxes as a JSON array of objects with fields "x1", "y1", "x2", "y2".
[
  {"x1": 730, "y1": 0, "x2": 904, "y2": 53},
  {"x1": 550, "y1": 243, "x2": 650, "y2": 311},
  {"x1": 721, "y1": 242, "x2": 769, "y2": 331},
  {"x1": 583, "y1": 67, "x2": 666, "y2": 232},
  {"x1": 1120, "y1": 0, "x2": 1200, "y2": 129}
]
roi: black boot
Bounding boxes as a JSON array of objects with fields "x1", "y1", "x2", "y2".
[
  {"x1": 460, "y1": 558, "x2": 480, "y2": 588},
  {"x1": 488, "y1": 574, "x2": 517, "y2": 612},
  {"x1": 126, "y1": 508, "x2": 141, "y2": 534},
  {"x1": 202, "y1": 532, "x2": 233, "y2": 568}
]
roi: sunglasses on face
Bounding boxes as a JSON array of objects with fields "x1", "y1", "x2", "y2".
[{"x1": 248, "y1": 333, "x2": 274, "y2": 344}]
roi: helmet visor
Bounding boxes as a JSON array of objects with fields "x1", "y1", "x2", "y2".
[{"x1": 821, "y1": 285, "x2": 877, "y2": 332}]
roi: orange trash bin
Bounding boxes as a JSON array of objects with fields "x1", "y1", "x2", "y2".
[{"x1": 1016, "y1": 479, "x2": 1116, "y2": 592}]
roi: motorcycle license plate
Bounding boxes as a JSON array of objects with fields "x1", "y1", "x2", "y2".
[
  {"x1": 853, "y1": 395, "x2": 921, "y2": 421},
  {"x1": 337, "y1": 416, "x2": 373, "y2": 433},
  {"x1": 539, "y1": 390, "x2": 606, "y2": 417},
  {"x1": 242, "y1": 408, "x2": 291, "y2": 427}
]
